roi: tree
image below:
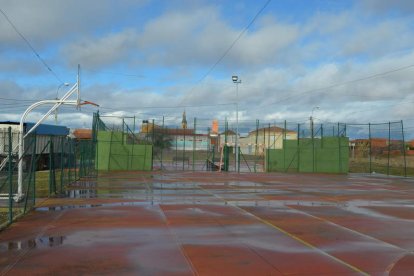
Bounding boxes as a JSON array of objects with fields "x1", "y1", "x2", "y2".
[{"x1": 148, "y1": 130, "x2": 173, "y2": 155}]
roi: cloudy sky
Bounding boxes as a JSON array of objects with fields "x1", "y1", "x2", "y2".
[{"x1": 1, "y1": 0, "x2": 414, "y2": 136}]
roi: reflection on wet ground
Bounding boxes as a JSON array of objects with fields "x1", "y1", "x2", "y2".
[
  {"x1": 2, "y1": 171, "x2": 414, "y2": 275},
  {"x1": 0, "y1": 236, "x2": 65, "y2": 251}
]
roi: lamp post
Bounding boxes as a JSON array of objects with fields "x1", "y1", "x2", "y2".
[
  {"x1": 55, "y1": 82, "x2": 70, "y2": 124},
  {"x1": 232, "y1": 75, "x2": 241, "y2": 172}
]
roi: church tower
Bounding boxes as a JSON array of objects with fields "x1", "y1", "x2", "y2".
[{"x1": 181, "y1": 110, "x2": 187, "y2": 129}]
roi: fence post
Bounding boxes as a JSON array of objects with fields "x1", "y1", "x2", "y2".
[
  {"x1": 68, "y1": 140, "x2": 72, "y2": 182},
  {"x1": 175, "y1": 127, "x2": 178, "y2": 170},
  {"x1": 122, "y1": 118, "x2": 125, "y2": 145},
  {"x1": 312, "y1": 122, "x2": 315, "y2": 172},
  {"x1": 8, "y1": 127, "x2": 13, "y2": 224},
  {"x1": 224, "y1": 119, "x2": 228, "y2": 171},
  {"x1": 368, "y1": 123, "x2": 372, "y2": 173},
  {"x1": 254, "y1": 119, "x2": 259, "y2": 173},
  {"x1": 49, "y1": 138, "x2": 55, "y2": 195},
  {"x1": 338, "y1": 124, "x2": 342, "y2": 173},
  {"x1": 387, "y1": 122, "x2": 391, "y2": 176},
  {"x1": 401, "y1": 120, "x2": 407, "y2": 177},
  {"x1": 297, "y1": 124, "x2": 300, "y2": 172},
  {"x1": 94, "y1": 114, "x2": 99, "y2": 174},
  {"x1": 60, "y1": 136, "x2": 64, "y2": 193},
  {"x1": 32, "y1": 135, "x2": 37, "y2": 205},
  {"x1": 74, "y1": 140, "x2": 77, "y2": 180},
  {"x1": 161, "y1": 116, "x2": 164, "y2": 170},
  {"x1": 284, "y1": 120, "x2": 287, "y2": 171},
  {"x1": 152, "y1": 119, "x2": 155, "y2": 171},
  {"x1": 321, "y1": 124, "x2": 324, "y2": 148},
  {"x1": 193, "y1": 118, "x2": 196, "y2": 171}
]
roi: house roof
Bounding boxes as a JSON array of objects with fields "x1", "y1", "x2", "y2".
[
  {"x1": 220, "y1": 130, "x2": 236, "y2": 135},
  {"x1": 73, "y1": 129, "x2": 92, "y2": 140},
  {"x1": 248, "y1": 126, "x2": 296, "y2": 135},
  {"x1": 156, "y1": 128, "x2": 196, "y2": 136}
]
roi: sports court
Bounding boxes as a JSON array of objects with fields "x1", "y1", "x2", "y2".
[{"x1": 1, "y1": 171, "x2": 414, "y2": 275}]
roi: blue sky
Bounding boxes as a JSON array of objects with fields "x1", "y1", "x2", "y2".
[{"x1": 1, "y1": 0, "x2": 414, "y2": 137}]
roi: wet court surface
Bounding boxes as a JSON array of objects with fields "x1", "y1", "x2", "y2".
[{"x1": 1, "y1": 172, "x2": 414, "y2": 275}]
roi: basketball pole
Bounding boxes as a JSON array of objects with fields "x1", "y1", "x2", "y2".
[{"x1": 15, "y1": 65, "x2": 86, "y2": 201}]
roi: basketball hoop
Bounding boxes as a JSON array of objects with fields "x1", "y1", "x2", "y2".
[{"x1": 79, "y1": 100, "x2": 99, "y2": 107}]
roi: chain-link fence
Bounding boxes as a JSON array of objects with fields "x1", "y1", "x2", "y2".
[
  {"x1": 94, "y1": 113, "x2": 411, "y2": 176},
  {"x1": 0, "y1": 127, "x2": 96, "y2": 229}
]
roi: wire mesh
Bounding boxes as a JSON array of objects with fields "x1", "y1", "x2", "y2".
[{"x1": 0, "y1": 126, "x2": 96, "y2": 229}]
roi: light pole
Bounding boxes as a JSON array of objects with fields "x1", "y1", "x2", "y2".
[
  {"x1": 232, "y1": 75, "x2": 241, "y2": 172},
  {"x1": 55, "y1": 82, "x2": 70, "y2": 124}
]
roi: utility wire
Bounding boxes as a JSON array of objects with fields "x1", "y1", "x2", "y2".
[
  {"x1": 0, "y1": 97, "x2": 41, "y2": 102},
  {"x1": 245, "y1": 63, "x2": 414, "y2": 111},
  {"x1": 179, "y1": 0, "x2": 272, "y2": 106},
  {"x1": 95, "y1": 102, "x2": 236, "y2": 111},
  {"x1": 83, "y1": 69, "x2": 145, "y2": 78},
  {"x1": 195, "y1": 0, "x2": 272, "y2": 84},
  {"x1": 0, "y1": 8, "x2": 63, "y2": 84}
]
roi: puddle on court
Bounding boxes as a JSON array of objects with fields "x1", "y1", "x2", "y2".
[{"x1": 0, "y1": 236, "x2": 65, "y2": 252}]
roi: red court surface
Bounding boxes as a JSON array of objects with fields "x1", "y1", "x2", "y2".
[{"x1": 1, "y1": 171, "x2": 414, "y2": 275}]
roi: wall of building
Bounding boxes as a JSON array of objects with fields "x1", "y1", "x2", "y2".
[{"x1": 171, "y1": 135, "x2": 209, "y2": 151}]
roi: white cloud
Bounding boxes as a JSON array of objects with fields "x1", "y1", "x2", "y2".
[
  {"x1": 61, "y1": 30, "x2": 136, "y2": 68},
  {"x1": 360, "y1": 0, "x2": 414, "y2": 14},
  {"x1": 2, "y1": 1, "x2": 414, "y2": 134}
]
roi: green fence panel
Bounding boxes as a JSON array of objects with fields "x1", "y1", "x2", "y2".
[
  {"x1": 267, "y1": 137, "x2": 349, "y2": 173},
  {"x1": 96, "y1": 131, "x2": 152, "y2": 171}
]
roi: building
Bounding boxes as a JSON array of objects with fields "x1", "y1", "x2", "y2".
[
  {"x1": 71, "y1": 128, "x2": 92, "y2": 140},
  {"x1": 218, "y1": 130, "x2": 237, "y2": 153},
  {"x1": 157, "y1": 128, "x2": 209, "y2": 151},
  {"x1": 351, "y1": 138, "x2": 405, "y2": 157},
  {"x1": 0, "y1": 121, "x2": 70, "y2": 170},
  {"x1": 239, "y1": 126, "x2": 297, "y2": 155}
]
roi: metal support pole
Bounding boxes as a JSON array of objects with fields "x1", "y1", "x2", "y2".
[
  {"x1": 49, "y1": 138, "x2": 54, "y2": 195},
  {"x1": 254, "y1": 119, "x2": 259, "y2": 173},
  {"x1": 8, "y1": 127, "x2": 13, "y2": 223},
  {"x1": 183, "y1": 126, "x2": 186, "y2": 171},
  {"x1": 235, "y1": 82, "x2": 239, "y2": 173},
  {"x1": 74, "y1": 141, "x2": 77, "y2": 180},
  {"x1": 368, "y1": 123, "x2": 372, "y2": 173},
  {"x1": 297, "y1": 124, "x2": 300, "y2": 172},
  {"x1": 31, "y1": 135, "x2": 37, "y2": 205},
  {"x1": 193, "y1": 118, "x2": 196, "y2": 171},
  {"x1": 161, "y1": 116, "x2": 164, "y2": 169},
  {"x1": 284, "y1": 120, "x2": 287, "y2": 171},
  {"x1": 152, "y1": 119, "x2": 155, "y2": 171},
  {"x1": 175, "y1": 127, "x2": 178, "y2": 170},
  {"x1": 312, "y1": 121, "x2": 315, "y2": 172},
  {"x1": 401, "y1": 120, "x2": 407, "y2": 177},
  {"x1": 60, "y1": 137, "x2": 64, "y2": 193},
  {"x1": 387, "y1": 122, "x2": 391, "y2": 176}
]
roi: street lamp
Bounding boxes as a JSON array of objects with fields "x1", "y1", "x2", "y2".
[
  {"x1": 232, "y1": 75, "x2": 241, "y2": 172},
  {"x1": 55, "y1": 82, "x2": 70, "y2": 124}
]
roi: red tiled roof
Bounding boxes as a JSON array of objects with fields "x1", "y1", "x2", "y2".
[{"x1": 73, "y1": 129, "x2": 92, "y2": 140}]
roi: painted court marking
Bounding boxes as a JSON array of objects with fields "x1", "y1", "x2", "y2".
[{"x1": 197, "y1": 184, "x2": 369, "y2": 276}]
